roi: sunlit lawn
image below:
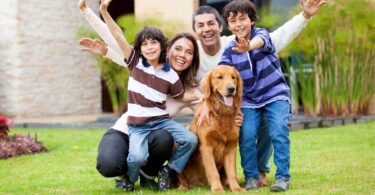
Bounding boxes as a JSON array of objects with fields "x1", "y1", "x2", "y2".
[{"x1": 0, "y1": 122, "x2": 374, "y2": 194}]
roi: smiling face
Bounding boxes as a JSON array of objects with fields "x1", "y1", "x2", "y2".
[
  {"x1": 193, "y1": 13, "x2": 222, "y2": 49},
  {"x1": 140, "y1": 38, "x2": 162, "y2": 63},
  {"x1": 227, "y1": 12, "x2": 254, "y2": 40},
  {"x1": 168, "y1": 37, "x2": 194, "y2": 73}
]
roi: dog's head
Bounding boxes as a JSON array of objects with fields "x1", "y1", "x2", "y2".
[{"x1": 201, "y1": 65, "x2": 242, "y2": 108}]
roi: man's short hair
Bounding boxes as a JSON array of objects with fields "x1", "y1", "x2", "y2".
[{"x1": 192, "y1": 5, "x2": 224, "y2": 31}]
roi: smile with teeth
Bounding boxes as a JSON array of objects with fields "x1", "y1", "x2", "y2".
[{"x1": 175, "y1": 59, "x2": 185, "y2": 65}]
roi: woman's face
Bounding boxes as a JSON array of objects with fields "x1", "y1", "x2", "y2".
[{"x1": 168, "y1": 37, "x2": 194, "y2": 74}]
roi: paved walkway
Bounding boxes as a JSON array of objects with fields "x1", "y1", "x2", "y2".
[{"x1": 13, "y1": 109, "x2": 375, "y2": 131}]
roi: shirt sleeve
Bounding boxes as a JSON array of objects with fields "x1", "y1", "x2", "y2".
[
  {"x1": 81, "y1": 7, "x2": 124, "y2": 58},
  {"x1": 169, "y1": 79, "x2": 184, "y2": 99},
  {"x1": 218, "y1": 46, "x2": 234, "y2": 66},
  {"x1": 254, "y1": 28, "x2": 275, "y2": 54},
  {"x1": 124, "y1": 49, "x2": 140, "y2": 70},
  {"x1": 104, "y1": 47, "x2": 128, "y2": 67},
  {"x1": 269, "y1": 12, "x2": 309, "y2": 53}
]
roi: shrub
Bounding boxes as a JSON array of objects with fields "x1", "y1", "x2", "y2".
[{"x1": 285, "y1": 0, "x2": 375, "y2": 116}]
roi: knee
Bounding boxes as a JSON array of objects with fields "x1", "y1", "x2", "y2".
[
  {"x1": 96, "y1": 155, "x2": 126, "y2": 177},
  {"x1": 148, "y1": 130, "x2": 174, "y2": 151}
]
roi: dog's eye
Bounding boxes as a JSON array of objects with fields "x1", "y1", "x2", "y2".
[
  {"x1": 232, "y1": 76, "x2": 236, "y2": 80},
  {"x1": 217, "y1": 76, "x2": 223, "y2": 79}
]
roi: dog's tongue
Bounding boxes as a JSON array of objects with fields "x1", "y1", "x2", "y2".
[{"x1": 223, "y1": 96, "x2": 233, "y2": 106}]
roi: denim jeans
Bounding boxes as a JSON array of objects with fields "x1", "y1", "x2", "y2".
[
  {"x1": 240, "y1": 100, "x2": 291, "y2": 180},
  {"x1": 127, "y1": 118, "x2": 198, "y2": 182},
  {"x1": 257, "y1": 113, "x2": 272, "y2": 173}
]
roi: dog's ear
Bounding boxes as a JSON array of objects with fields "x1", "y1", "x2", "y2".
[{"x1": 200, "y1": 69, "x2": 213, "y2": 99}]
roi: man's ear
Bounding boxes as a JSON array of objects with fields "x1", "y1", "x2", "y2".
[{"x1": 200, "y1": 70, "x2": 212, "y2": 99}]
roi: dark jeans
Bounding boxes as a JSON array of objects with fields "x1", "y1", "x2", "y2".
[{"x1": 96, "y1": 128, "x2": 174, "y2": 177}]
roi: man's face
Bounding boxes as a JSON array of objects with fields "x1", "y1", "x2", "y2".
[{"x1": 193, "y1": 13, "x2": 222, "y2": 48}]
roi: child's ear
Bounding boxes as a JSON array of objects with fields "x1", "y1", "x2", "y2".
[
  {"x1": 200, "y1": 70, "x2": 212, "y2": 99},
  {"x1": 251, "y1": 21, "x2": 255, "y2": 26}
]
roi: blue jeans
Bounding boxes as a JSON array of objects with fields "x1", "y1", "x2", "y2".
[
  {"x1": 257, "y1": 114, "x2": 272, "y2": 173},
  {"x1": 127, "y1": 118, "x2": 198, "y2": 182},
  {"x1": 240, "y1": 100, "x2": 291, "y2": 180}
]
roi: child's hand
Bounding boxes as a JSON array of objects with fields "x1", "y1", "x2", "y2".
[
  {"x1": 300, "y1": 0, "x2": 327, "y2": 19},
  {"x1": 78, "y1": 0, "x2": 87, "y2": 11},
  {"x1": 79, "y1": 38, "x2": 108, "y2": 56},
  {"x1": 100, "y1": 0, "x2": 112, "y2": 11},
  {"x1": 234, "y1": 110, "x2": 243, "y2": 127},
  {"x1": 232, "y1": 38, "x2": 251, "y2": 53}
]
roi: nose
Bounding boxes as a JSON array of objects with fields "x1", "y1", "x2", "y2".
[{"x1": 227, "y1": 87, "x2": 235, "y2": 95}]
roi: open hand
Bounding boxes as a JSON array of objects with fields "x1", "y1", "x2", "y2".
[
  {"x1": 79, "y1": 38, "x2": 107, "y2": 56},
  {"x1": 300, "y1": 0, "x2": 327, "y2": 19},
  {"x1": 78, "y1": 0, "x2": 87, "y2": 11},
  {"x1": 100, "y1": 0, "x2": 112, "y2": 11},
  {"x1": 232, "y1": 38, "x2": 251, "y2": 53}
]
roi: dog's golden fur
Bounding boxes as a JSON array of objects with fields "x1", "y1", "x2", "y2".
[{"x1": 177, "y1": 66, "x2": 244, "y2": 193}]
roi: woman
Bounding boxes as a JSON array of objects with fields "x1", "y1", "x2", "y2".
[{"x1": 78, "y1": 0, "x2": 201, "y2": 191}]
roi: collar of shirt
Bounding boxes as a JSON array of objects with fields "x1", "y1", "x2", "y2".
[{"x1": 142, "y1": 58, "x2": 171, "y2": 72}]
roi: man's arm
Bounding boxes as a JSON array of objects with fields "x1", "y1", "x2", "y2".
[{"x1": 270, "y1": 0, "x2": 327, "y2": 53}]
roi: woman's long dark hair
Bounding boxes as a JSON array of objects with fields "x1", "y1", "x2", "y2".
[{"x1": 168, "y1": 33, "x2": 200, "y2": 89}]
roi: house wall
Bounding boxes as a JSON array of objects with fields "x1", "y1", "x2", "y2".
[
  {"x1": 0, "y1": 0, "x2": 101, "y2": 117},
  {"x1": 135, "y1": 0, "x2": 199, "y2": 33}
]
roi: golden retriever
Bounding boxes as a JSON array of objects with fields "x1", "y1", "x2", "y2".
[{"x1": 177, "y1": 66, "x2": 244, "y2": 193}]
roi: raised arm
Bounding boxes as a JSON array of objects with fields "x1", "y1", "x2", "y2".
[
  {"x1": 79, "y1": 38, "x2": 127, "y2": 67},
  {"x1": 100, "y1": 0, "x2": 132, "y2": 61},
  {"x1": 79, "y1": 0, "x2": 123, "y2": 58},
  {"x1": 270, "y1": 0, "x2": 327, "y2": 53}
]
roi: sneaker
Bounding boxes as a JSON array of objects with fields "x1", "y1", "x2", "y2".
[
  {"x1": 115, "y1": 175, "x2": 134, "y2": 192},
  {"x1": 244, "y1": 177, "x2": 259, "y2": 190},
  {"x1": 258, "y1": 172, "x2": 268, "y2": 187},
  {"x1": 270, "y1": 178, "x2": 290, "y2": 192},
  {"x1": 157, "y1": 165, "x2": 175, "y2": 191},
  {"x1": 140, "y1": 174, "x2": 158, "y2": 190}
]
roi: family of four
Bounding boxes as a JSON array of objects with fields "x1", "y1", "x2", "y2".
[{"x1": 78, "y1": 0, "x2": 326, "y2": 192}]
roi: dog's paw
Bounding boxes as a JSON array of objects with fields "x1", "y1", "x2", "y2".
[
  {"x1": 211, "y1": 186, "x2": 224, "y2": 193},
  {"x1": 178, "y1": 185, "x2": 188, "y2": 191},
  {"x1": 231, "y1": 187, "x2": 245, "y2": 193}
]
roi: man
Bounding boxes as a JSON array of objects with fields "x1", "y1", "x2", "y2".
[{"x1": 192, "y1": 0, "x2": 326, "y2": 187}]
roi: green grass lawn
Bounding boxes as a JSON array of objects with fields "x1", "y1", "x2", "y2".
[{"x1": 0, "y1": 122, "x2": 374, "y2": 194}]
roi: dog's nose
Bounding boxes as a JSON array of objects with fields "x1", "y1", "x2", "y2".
[{"x1": 227, "y1": 87, "x2": 235, "y2": 94}]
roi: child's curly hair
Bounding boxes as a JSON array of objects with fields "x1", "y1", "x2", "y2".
[
  {"x1": 223, "y1": 0, "x2": 258, "y2": 28},
  {"x1": 133, "y1": 26, "x2": 168, "y2": 64}
]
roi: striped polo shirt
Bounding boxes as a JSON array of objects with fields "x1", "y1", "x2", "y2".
[
  {"x1": 125, "y1": 49, "x2": 184, "y2": 125},
  {"x1": 219, "y1": 28, "x2": 290, "y2": 108}
]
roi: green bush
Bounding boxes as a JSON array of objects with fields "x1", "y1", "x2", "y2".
[{"x1": 285, "y1": 0, "x2": 375, "y2": 116}]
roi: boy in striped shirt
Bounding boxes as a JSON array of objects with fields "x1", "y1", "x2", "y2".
[{"x1": 219, "y1": 0, "x2": 292, "y2": 192}]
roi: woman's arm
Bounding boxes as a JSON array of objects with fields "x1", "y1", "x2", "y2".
[
  {"x1": 100, "y1": 0, "x2": 132, "y2": 61},
  {"x1": 79, "y1": 0, "x2": 123, "y2": 58},
  {"x1": 79, "y1": 37, "x2": 127, "y2": 67}
]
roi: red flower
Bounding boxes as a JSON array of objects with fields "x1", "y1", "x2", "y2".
[{"x1": 0, "y1": 116, "x2": 14, "y2": 139}]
